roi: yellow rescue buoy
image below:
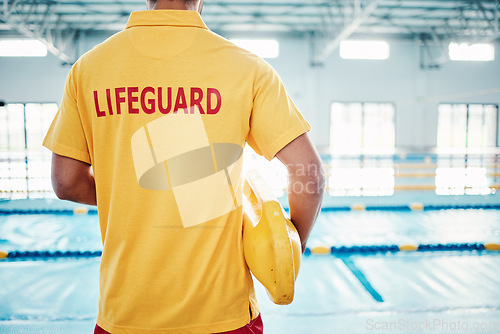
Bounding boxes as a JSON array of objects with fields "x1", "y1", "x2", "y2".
[
  {"x1": 0, "y1": 250, "x2": 8, "y2": 259},
  {"x1": 243, "y1": 170, "x2": 301, "y2": 305}
]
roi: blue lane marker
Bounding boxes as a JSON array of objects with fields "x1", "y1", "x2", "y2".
[
  {"x1": 341, "y1": 258, "x2": 384, "y2": 303},
  {"x1": 0, "y1": 209, "x2": 98, "y2": 215}
]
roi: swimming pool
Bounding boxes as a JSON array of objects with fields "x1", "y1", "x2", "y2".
[{"x1": 1, "y1": 205, "x2": 499, "y2": 333}]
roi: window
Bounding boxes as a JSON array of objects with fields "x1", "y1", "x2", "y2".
[
  {"x1": 0, "y1": 103, "x2": 58, "y2": 199},
  {"x1": 435, "y1": 165, "x2": 493, "y2": 196},
  {"x1": 437, "y1": 103, "x2": 498, "y2": 149},
  {"x1": 329, "y1": 102, "x2": 396, "y2": 196},
  {"x1": 330, "y1": 102, "x2": 395, "y2": 151},
  {"x1": 436, "y1": 103, "x2": 498, "y2": 195},
  {"x1": 328, "y1": 157, "x2": 395, "y2": 197}
]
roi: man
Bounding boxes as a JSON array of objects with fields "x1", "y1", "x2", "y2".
[{"x1": 43, "y1": 0, "x2": 324, "y2": 333}]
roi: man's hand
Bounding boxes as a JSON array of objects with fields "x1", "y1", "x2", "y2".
[
  {"x1": 51, "y1": 153, "x2": 97, "y2": 206},
  {"x1": 275, "y1": 133, "x2": 325, "y2": 253}
]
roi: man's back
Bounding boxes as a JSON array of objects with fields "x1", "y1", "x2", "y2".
[{"x1": 44, "y1": 9, "x2": 312, "y2": 333}]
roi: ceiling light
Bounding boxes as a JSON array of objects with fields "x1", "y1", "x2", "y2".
[
  {"x1": 0, "y1": 39, "x2": 47, "y2": 57},
  {"x1": 449, "y1": 43, "x2": 494, "y2": 61},
  {"x1": 340, "y1": 40, "x2": 390, "y2": 60}
]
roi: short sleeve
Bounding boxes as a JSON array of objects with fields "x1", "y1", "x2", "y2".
[
  {"x1": 42, "y1": 63, "x2": 91, "y2": 164},
  {"x1": 247, "y1": 58, "x2": 311, "y2": 161}
]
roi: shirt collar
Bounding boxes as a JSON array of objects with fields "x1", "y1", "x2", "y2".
[{"x1": 126, "y1": 10, "x2": 208, "y2": 30}]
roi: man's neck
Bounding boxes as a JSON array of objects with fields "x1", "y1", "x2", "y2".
[{"x1": 148, "y1": 1, "x2": 198, "y2": 11}]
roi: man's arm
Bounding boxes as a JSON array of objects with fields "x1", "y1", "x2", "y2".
[
  {"x1": 275, "y1": 133, "x2": 325, "y2": 253},
  {"x1": 51, "y1": 153, "x2": 97, "y2": 206}
]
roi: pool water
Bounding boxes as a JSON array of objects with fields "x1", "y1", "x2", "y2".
[{"x1": 1, "y1": 208, "x2": 499, "y2": 333}]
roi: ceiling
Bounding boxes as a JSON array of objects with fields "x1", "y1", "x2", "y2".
[{"x1": 0, "y1": 0, "x2": 499, "y2": 65}]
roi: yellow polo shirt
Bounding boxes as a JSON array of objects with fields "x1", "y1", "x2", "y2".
[{"x1": 43, "y1": 10, "x2": 310, "y2": 334}]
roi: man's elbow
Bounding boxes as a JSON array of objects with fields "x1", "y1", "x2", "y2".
[{"x1": 52, "y1": 177, "x2": 76, "y2": 201}]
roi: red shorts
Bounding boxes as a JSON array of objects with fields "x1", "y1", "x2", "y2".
[{"x1": 94, "y1": 314, "x2": 263, "y2": 334}]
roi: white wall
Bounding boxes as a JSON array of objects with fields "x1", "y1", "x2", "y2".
[
  {"x1": 1, "y1": 36, "x2": 499, "y2": 151},
  {"x1": 0, "y1": 55, "x2": 70, "y2": 103},
  {"x1": 266, "y1": 38, "x2": 500, "y2": 150}
]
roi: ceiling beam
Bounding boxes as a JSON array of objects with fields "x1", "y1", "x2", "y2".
[
  {"x1": 0, "y1": 2, "x2": 76, "y2": 64},
  {"x1": 0, "y1": 14, "x2": 75, "y2": 63},
  {"x1": 314, "y1": 0, "x2": 380, "y2": 65},
  {"x1": 1, "y1": 0, "x2": 499, "y2": 52},
  {"x1": 495, "y1": 0, "x2": 499, "y2": 34}
]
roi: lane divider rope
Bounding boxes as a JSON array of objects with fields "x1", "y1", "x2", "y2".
[
  {"x1": 1, "y1": 243, "x2": 499, "y2": 260},
  {"x1": 306, "y1": 242, "x2": 500, "y2": 255},
  {"x1": 3, "y1": 204, "x2": 500, "y2": 215}
]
